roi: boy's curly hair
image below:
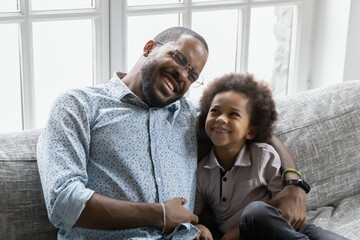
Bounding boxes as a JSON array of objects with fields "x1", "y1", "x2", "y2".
[{"x1": 198, "y1": 73, "x2": 277, "y2": 144}]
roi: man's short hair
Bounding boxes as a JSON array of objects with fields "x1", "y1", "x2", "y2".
[{"x1": 154, "y1": 27, "x2": 209, "y2": 54}]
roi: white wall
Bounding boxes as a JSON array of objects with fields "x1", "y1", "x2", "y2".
[
  {"x1": 344, "y1": 0, "x2": 360, "y2": 81},
  {"x1": 308, "y1": 0, "x2": 351, "y2": 89}
]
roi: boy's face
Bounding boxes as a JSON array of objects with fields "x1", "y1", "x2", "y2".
[{"x1": 205, "y1": 91, "x2": 254, "y2": 150}]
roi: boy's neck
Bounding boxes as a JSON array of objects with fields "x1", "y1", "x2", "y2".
[{"x1": 213, "y1": 144, "x2": 245, "y2": 171}]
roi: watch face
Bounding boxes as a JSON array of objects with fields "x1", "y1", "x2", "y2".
[
  {"x1": 286, "y1": 179, "x2": 310, "y2": 193},
  {"x1": 299, "y1": 179, "x2": 311, "y2": 193}
]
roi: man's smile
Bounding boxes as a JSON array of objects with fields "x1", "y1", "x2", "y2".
[{"x1": 162, "y1": 71, "x2": 180, "y2": 94}]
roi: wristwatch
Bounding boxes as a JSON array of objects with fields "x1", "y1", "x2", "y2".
[{"x1": 285, "y1": 179, "x2": 311, "y2": 194}]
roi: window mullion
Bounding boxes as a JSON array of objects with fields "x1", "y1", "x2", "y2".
[
  {"x1": 287, "y1": 3, "x2": 301, "y2": 95},
  {"x1": 93, "y1": 0, "x2": 110, "y2": 84},
  {"x1": 19, "y1": 0, "x2": 36, "y2": 130},
  {"x1": 110, "y1": 0, "x2": 127, "y2": 74},
  {"x1": 183, "y1": 0, "x2": 191, "y2": 28},
  {"x1": 239, "y1": 5, "x2": 251, "y2": 73}
]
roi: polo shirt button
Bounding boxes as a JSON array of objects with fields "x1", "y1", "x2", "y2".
[
  {"x1": 222, "y1": 197, "x2": 226, "y2": 202},
  {"x1": 223, "y1": 177, "x2": 227, "y2": 182},
  {"x1": 157, "y1": 177, "x2": 161, "y2": 182}
]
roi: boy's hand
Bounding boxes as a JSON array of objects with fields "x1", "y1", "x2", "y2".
[
  {"x1": 195, "y1": 224, "x2": 213, "y2": 240},
  {"x1": 221, "y1": 227, "x2": 239, "y2": 240},
  {"x1": 268, "y1": 185, "x2": 306, "y2": 230},
  {"x1": 163, "y1": 198, "x2": 199, "y2": 234}
]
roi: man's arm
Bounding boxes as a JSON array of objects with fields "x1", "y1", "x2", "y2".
[
  {"x1": 76, "y1": 194, "x2": 198, "y2": 234},
  {"x1": 267, "y1": 135, "x2": 307, "y2": 230},
  {"x1": 37, "y1": 92, "x2": 198, "y2": 234}
]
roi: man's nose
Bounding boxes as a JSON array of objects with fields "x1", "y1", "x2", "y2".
[{"x1": 178, "y1": 66, "x2": 191, "y2": 82}]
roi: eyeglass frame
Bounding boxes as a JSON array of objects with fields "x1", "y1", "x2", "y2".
[{"x1": 155, "y1": 41, "x2": 204, "y2": 87}]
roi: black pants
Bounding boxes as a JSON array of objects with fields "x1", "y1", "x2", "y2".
[{"x1": 239, "y1": 201, "x2": 349, "y2": 240}]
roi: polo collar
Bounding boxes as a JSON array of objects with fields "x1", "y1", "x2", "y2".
[{"x1": 204, "y1": 145, "x2": 252, "y2": 170}]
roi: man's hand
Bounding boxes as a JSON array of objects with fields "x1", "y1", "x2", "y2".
[
  {"x1": 221, "y1": 227, "x2": 239, "y2": 240},
  {"x1": 268, "y1": 185, "x2": 306, "y2": 230},
  {"x1": 163, "y1": 198, "x2": 199, "y2": 234},
  {"x1": 195, "y1": 224, "x2": 213, "y2": 240}
]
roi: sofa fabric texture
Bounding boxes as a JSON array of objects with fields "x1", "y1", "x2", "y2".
[
  {"x1": 0, "y1": 129, "x2": 58, "y2": 239},
  {"x1": 1, "y1": 81, "x2": 359, "y2": 239},
  {"x1": 273, "y1": 81, "x2": 360, "y2": 239}
]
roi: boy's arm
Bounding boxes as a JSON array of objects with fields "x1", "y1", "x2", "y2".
[
  {"x1": 221, "y1": 227, "x2": 239, "y2": 240},
  {"x1": 267, "y1": 135, "x2": 307, "y2": 230}
]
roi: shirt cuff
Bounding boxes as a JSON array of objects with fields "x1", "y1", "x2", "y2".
[{"x1": 53, "y1": 181, "x2": 95, "y2": 231}]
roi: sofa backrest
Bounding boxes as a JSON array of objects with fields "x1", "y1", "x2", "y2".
[
  {"x1": 274, "y1": 80, "x2": 360, "y2": 210},
  {"x1": 0, "y1": 129, "x2": 57, "y2": 240}
]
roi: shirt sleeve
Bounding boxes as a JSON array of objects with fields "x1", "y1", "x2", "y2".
[
  {"x1": 194, "y1": 161, "x2": 206, "y2": 216},
  {"x1": 261, "y1": 144, "x2": 284, "y2": 197},
  {"x1": 37, "y1": 90, "x2": 95, "y2": 231}
]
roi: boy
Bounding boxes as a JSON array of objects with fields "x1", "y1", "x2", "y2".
[{"x1": 194, "y1": 73, "x2": 348, "y2": 240}]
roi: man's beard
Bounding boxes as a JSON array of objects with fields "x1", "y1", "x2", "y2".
[{"x1": 141, "y1": 60, "x2": 180, "y2": 108}]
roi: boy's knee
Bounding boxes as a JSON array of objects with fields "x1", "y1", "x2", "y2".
[{"x1": 240, "y1": 201, "x2": 274, "y2": 225}]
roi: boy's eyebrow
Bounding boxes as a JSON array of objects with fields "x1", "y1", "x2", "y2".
[{"x1": 210, "y1": 104, "x2": 243, "y2": 112}]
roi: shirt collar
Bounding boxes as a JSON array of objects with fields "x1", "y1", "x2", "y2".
[
  {"x1": 204, "y1": 144, "x2": 252, "y2": 170},
  {"x1": 108, "y1": 72, "x2": 181, "y2": 114},
  {"x1": 107, "y1": 72, "x2": 136, "y2": 101}
]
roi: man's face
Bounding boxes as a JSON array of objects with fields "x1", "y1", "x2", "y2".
[{"x1": 140, "y1": 35, "x2": 208, "y2": 108}]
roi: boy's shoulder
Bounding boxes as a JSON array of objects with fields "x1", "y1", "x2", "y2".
[{"x1": 250, "y1": 142, "x2": 280, "y2": 158}]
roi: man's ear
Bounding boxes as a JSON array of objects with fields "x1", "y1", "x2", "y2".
[
  {"x1": 246, "y1": 127, "x2": 256, "y2": 140},
  {"x1": 143, "y1": 40, "x2": 156, "y2": 57}
]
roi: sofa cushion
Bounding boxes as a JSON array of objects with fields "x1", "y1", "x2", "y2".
[
  {"x1": 274, "y1": 80, "x2": 360, "y2": 210},
  {"x1": 0, "y1": 129, "x2": 57, "y2": 239},
  {"x1": 306, "y1": 193, "x2": 360, "y2": 239}
]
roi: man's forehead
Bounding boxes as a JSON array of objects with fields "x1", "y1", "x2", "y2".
[{"x1": 168, "y1": 35, "x2": 204, "y2": 48}]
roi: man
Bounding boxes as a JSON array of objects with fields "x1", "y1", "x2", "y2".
[{"x1": 37, "y1": 27, "x2": 306, "y2": 239}]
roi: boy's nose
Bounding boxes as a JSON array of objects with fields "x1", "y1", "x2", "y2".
[{"x1": 216, "y1": 115, "x2": 227, "y2": 123}]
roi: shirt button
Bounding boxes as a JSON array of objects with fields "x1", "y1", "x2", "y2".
[
  {"x1": 223, "y1": 177, "x2": 227, "y2": 182},
  {"x1": 157, "y1": 177, "x2": 161, "y2": 182},
  {"x1": 222, "y1": 197, "x2": 226, "y2": 202}
]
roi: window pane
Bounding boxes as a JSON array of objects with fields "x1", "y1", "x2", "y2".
[
  {"x1": 31, "y1": 0, "x2": 93, "y2": 11},
  {"x1": 32, "y1": 20, "x2": 93, "y2": 128},
  {"x1": 190, "y1": 9, "x2": 239, "y2": 100},
  {"x1": 127, "y1": 14, "x2": 180, "y2": 71},
  {"x1": 0, "y1": 0, "x2": 18, "y2": 12},
  {"x1": 0, "y1": 24, "x2": 22, "y2": 133},
  {"x1": 248, "y1": 6, "x2": 295, "y2": 96},
  {"x1": 128, "y1": 0, "x2": 182, "y2": 6}
]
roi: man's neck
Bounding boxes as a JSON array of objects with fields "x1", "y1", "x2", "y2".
[{"x1": 120, "y1": 67, "x2": 146, "y2": 103}]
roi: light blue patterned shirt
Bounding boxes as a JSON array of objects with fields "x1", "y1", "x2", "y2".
[{"x1": 37, "y1": 73, "x2": 200, "y2": 239}]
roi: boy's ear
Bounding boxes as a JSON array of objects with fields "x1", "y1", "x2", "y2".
[
  {"x1": 246, "y1": 127, "x2": 256, "y2": 140},
  {"x1": 143, "y1": 40, "x2": 156, "y2": 57}
]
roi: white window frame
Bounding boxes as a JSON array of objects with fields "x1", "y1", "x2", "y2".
[
  {"x1": 0, "y1": 0, "x2": 110, "y2": 130},
  {"x1": 110, "y1": 0, "x2": 307, "y2": 97}
]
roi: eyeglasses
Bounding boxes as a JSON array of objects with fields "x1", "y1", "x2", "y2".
[{"x1": 156, "y1": 42, "x2": 204, "y2": 87}]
